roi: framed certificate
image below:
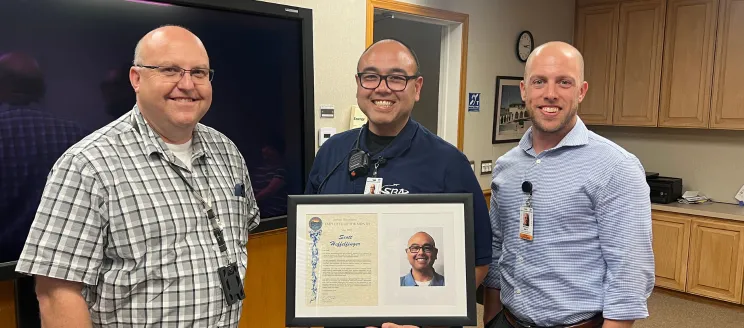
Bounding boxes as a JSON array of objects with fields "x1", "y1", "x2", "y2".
[{"x1": 286, "y1": 193, "x2": 477, "y2": 327}]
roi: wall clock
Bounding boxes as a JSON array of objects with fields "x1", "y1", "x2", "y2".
[{"x1": 516, "y1": 30, "x2": 534, "y2": 63}]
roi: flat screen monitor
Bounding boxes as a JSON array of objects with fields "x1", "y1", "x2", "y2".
[{"x1": 0, "y1": 0, "x2": 315, "y2": 268}]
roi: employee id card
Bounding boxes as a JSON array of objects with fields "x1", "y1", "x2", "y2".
[
  {"x1": 364, "y1": 177, "x2": 382, "y2": 194},
  {"x1": 519, "y1": 206, "x2": 533, "y2": 241}
]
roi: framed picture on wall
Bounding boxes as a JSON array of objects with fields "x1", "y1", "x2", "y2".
[{"x1": 492, "y1": 76, "x2": 531, "y2": 144}]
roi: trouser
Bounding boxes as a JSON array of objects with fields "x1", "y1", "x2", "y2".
[
  {"x1": 485, "y1": 308, "x2": 604, "y2": 328},
  {"x1": 485, "y1": 310, "x2": 515, "y2": 328}
]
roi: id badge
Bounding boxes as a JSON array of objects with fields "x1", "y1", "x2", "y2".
[
  {"x1": 218, "y1": 262, "x2": 245, "y2": 305},
  {"x1": 364, "y1": 177, "x2": 382, "y2": 194},
  {"x1": 519, "y1": 206, "x2": 534, "y2": 241}
]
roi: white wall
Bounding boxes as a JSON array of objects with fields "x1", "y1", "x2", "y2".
[{"x1": 591, "y1": 126, "x2": 744, "y2": 204}]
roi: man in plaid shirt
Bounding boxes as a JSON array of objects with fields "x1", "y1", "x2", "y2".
[{"x1": 15, "y1": 25, "x2": 259, "y2": 327}]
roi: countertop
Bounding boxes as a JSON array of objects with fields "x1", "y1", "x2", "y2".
[{"x1": 652, "y1": 202, "x2": 744, "y2": 222}]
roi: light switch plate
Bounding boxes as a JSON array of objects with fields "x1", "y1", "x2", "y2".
[
  {"x1": 320, "y1": 104, "x2": 334, "y2": 118},
  {"x1": 480, "y1": 160, "x2": 493, "y2": 175},
  {"x1": 318, "y1": 127, "x2": 336, "y2": 146}
]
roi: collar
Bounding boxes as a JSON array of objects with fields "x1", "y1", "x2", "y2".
[
  {"x1": 403, "y1": 269, "x2": 445, "y2": 286},
  {"x1": 519, "y1": 116, "x2": 589, "y2": 153},
  {"x1": 129, "y1": 104, "x2": 211, "y2": 160},
  {"x1": 359, "y1": 118, "x2": 418, "y2": 160}
]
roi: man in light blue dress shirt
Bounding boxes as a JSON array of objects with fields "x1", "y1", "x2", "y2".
[
  {"x1": 481, "y1": 41, "x2": 655, "y2": 328},
  {"x1": 364, "y1": 41, "x2": 654, "y2": 328}
]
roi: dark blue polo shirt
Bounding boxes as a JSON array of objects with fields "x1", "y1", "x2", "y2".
[{"x1": 305, "y1": 119, "x2": 492, "y2": 267}]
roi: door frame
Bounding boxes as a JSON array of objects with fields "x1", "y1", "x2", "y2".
[{"x1": 366, "y1": 0, "x2": 469, "y2": 151}]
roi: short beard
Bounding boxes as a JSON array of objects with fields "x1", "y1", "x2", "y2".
[{"x1": 528, "y1": 105, "x2": 578, "y2": 134}]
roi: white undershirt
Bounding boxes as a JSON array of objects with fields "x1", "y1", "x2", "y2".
[
  {"x1": 415, "y1": 280, "x2": 431, "y2": 286},
  {"x1": 166, "y1": 139, "x2": 194, "y2": 171}
]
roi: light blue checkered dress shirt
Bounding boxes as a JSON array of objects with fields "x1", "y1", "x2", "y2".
[{"x1": 484, "y1": 117, "x2": 654, "y2": 326}]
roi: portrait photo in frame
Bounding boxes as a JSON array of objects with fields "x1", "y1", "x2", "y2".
[
  {"x1": 285, "y1": 194, "x2": 477, "y2": 328},
  {"x1": 492, "y1": 75, "x2": 531, "y2": 144}
]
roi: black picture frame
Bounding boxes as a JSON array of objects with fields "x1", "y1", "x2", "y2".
[
  {"x1": 492, "y1": 76, "x2": 531, "y2": 144},
  {"x1": 286, "y1": 193, "x2": 477, "y2": 327}
]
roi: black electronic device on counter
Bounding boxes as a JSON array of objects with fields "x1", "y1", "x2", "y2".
[{"x1": 647, "y1": 176, "x2": 682, "y2": 204}]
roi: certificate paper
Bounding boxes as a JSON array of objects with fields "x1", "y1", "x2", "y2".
[
  {"x1": 305, "y1": 213, "x2": 378, "y2": 306},
  {"x1": 286, "y1": 194, "x2": 477, "y2": 328}
]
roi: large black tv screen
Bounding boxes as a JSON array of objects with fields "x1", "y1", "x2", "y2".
[{"x1": 0, "y1": 0, "x2": 314, "y2": 264}]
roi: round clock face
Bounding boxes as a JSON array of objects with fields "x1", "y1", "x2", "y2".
[{"x1": 517, "y1": 31, "x2": 533, "y2": 62}]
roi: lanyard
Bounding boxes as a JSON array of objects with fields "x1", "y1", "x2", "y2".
[
  {"x1": 166, "y1": 160, "x2": 233, "y2": 264},
  {"x1": 371, "y1": 157, "x2": 387, "y2": 178}
]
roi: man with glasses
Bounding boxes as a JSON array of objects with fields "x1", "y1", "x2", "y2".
[
  {"x1": 15, "y1": 25, "x2": 259, "y2": 327},
  {"x1": 307, "y1": 38, "x2": 491, "y2": 328},
  {"x1": 400, "y1": 231, "x2": 444, "y2": 287}
]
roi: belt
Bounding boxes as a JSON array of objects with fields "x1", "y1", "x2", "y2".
[{"x1": 503, "y1": 307, "x2": 604, "y2": 328}]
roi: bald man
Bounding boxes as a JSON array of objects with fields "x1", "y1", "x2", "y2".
[
  {"x1": 400, "y1": 232, "x2": 444, "y2": 287},
  {"x1": 15, "y1": 25, "x2": 259, "y2": 327},
  {"x1": 312, "y1": 38, "x2": 491, "y2": 328},
  {"x1": 480, "y1": 41, "x2": 654, "y2": 328}
]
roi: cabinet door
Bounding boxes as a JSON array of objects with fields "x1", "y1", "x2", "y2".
[
  {"x1": 574, "y1": 3, "x2": 619, "y2": 125},
  {"x1": 687, "y1": 218, "x2": 744, "y2": 303},
  {"x1": 240, "y1": 229, "x2": 288, "y2": 328},
  {"x1": 710, "y1": 0, "x2": 744, "y2": 129},
  {"x1": 658, "y1": 0, "x2": 718, "y2": 128},
  {"x1": 612, "y1": 0, "x2": 665, "y2": 126},
  {"x1": 652, "y1": 211, "x2": 691, "y2": 291}
]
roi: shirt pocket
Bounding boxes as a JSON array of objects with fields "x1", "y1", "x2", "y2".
[{"x1": 212, "y1": 183, "x2": 251, "y2": 248}]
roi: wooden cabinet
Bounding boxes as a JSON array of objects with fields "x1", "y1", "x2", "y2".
[
  {"x1": 239, "y1": 229, "x2": 288, "y2": 328},
  {"x1": 612, "y1": 0, "x2": 666, "y2": 126},
  {"x1": 709, "y1": 0, "x2": 744, "y2": 129},
  {"x1": 574, "y1": 0, "x2": 744, "y2": 130},
  {"x1": 652, "y1": 212, "x2": 691, "y2": 291},
  {"x1": 575, "y1": 3, "x2": 619, "y2": 125},
  {"x1": 658, "y1": 0, "x2": 719, "y2": 128},
  {"x1": 651, "y1": 210, "x2": 744, "y2": 304},
  {"x1": 687, "y1": 218, "x2": 744, "y2": 303},
  {"x1": 0, "y1": 281, "x2": 15, "y2": 327},
  {"x1": 574, "y1": 0, "x2": 665, "y2": 127}
]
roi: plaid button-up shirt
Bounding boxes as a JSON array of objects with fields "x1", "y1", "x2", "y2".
[{"x1": 16, "y1": 105, "x2": 260, "y2": 327}]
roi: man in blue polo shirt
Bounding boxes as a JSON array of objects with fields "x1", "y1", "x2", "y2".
[{"x1": 306, "y1": 39, "x2": 491, "y2": 327}]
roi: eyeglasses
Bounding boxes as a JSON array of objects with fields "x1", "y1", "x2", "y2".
[
  {"x1": 136, "y1": 65, "x2": 214, "y2": 84},
  {"x1": 407, "y1": 245, "x2": 435, "y2": 253},
  {"x1": 357, "y1": 72, "x2": 419, "y2": 91}
]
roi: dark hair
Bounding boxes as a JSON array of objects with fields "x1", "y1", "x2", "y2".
[
  {"x1": 0, "y1": 52, "x2": 46, "y2": 105},
  {"x1": 358, "y1": 38, "x2": 421, "y2": 75}
]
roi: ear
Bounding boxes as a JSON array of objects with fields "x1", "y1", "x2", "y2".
[
  {"x1": 129, "y1": 66, "x2": 141, "y2": 93},
  {"x1": 520, "y1": 79, "x2": 527, "y2": 101},
  {"x1": 413, "y1": 76, "x2": 423, "y2": 102},
  {"x1": 578, "y1": 81, "x2": 588, "y2": 103}
]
